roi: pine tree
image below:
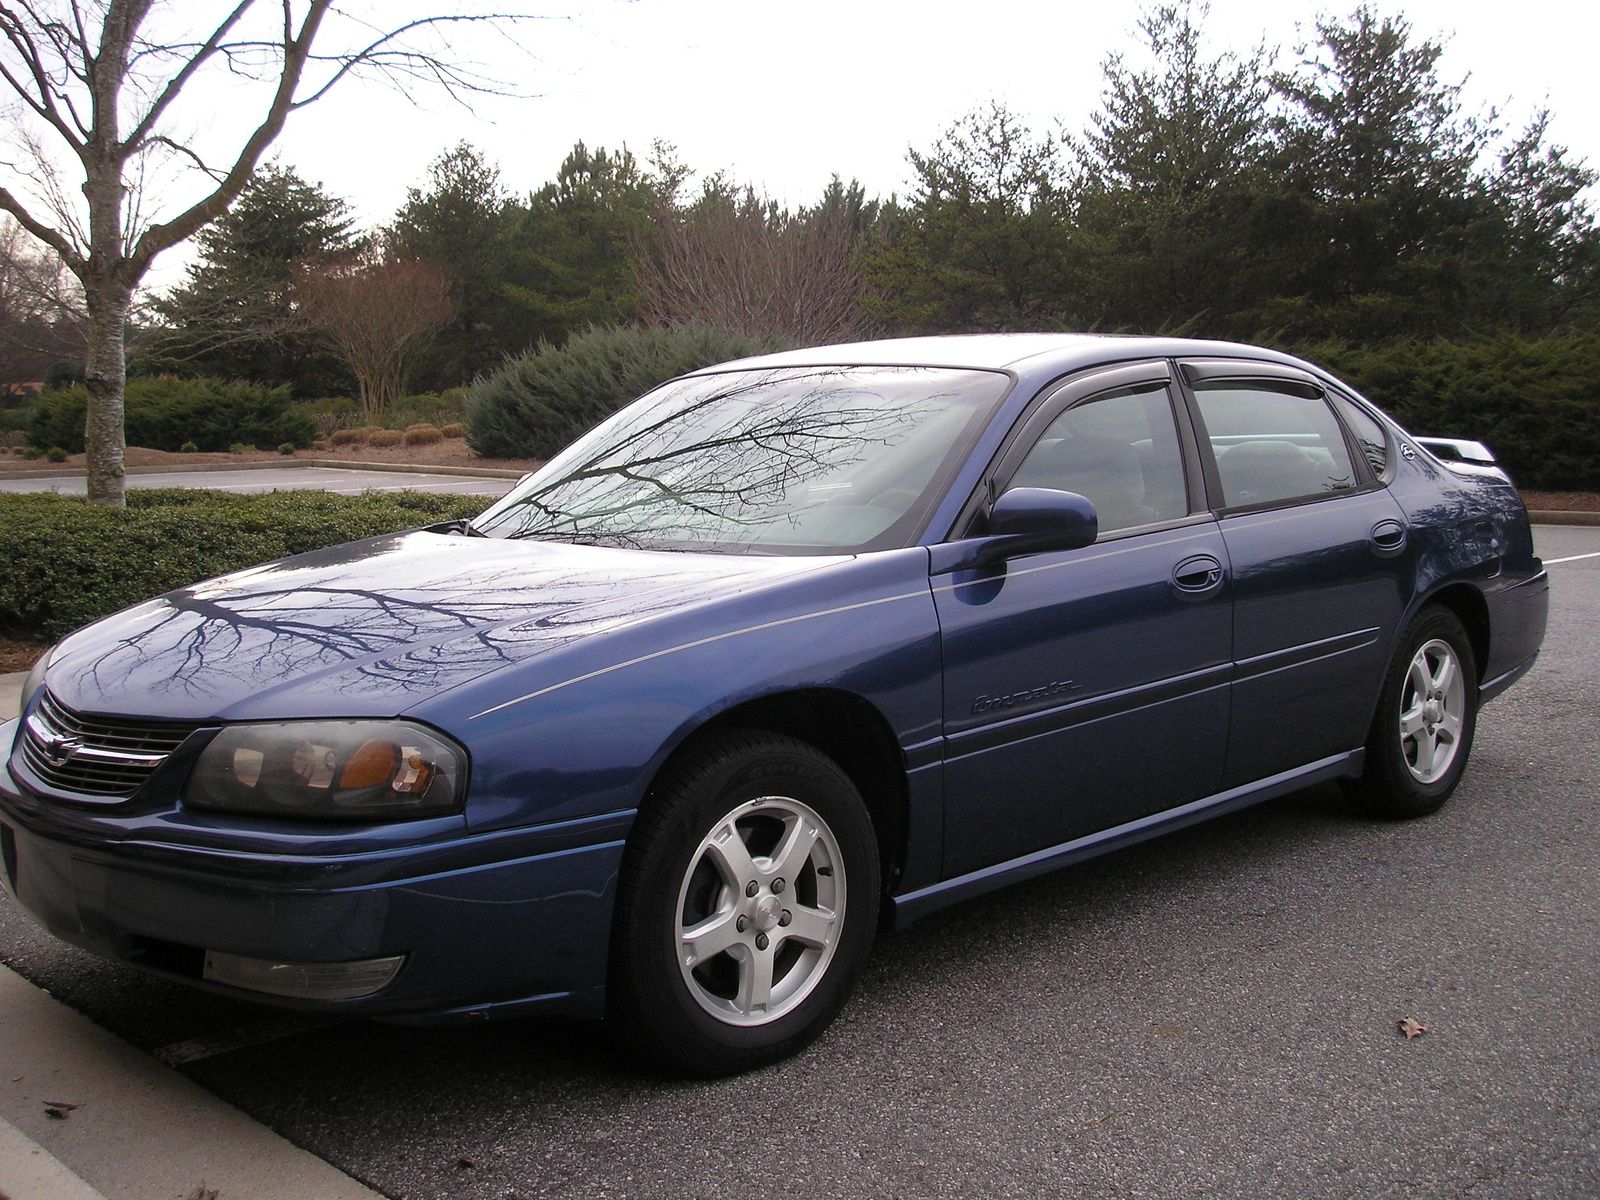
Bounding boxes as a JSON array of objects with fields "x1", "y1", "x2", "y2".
[
  {"x1": 146, "y1": 163, "x2": 358, "y2": 393},
  {"x1": 1072, "y1": 2, "x2": 1274, "y2": 334},
  {"x1": 386, "y1": 142, "x2": 512, "y2": 388}
]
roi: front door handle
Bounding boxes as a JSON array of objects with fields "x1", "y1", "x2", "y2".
[
  {"x1": 1172, "y1": 553, "x2": 1225, "y2": 596},
  {"x1": 1370, "y1": 518, "x2": 1408, "y2": 557}
]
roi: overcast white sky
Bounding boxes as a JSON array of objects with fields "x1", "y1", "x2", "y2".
[{"x1": 38, "y1": 0, "x2": 1599, "y2": 291}]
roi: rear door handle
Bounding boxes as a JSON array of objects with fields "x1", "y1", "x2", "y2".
[
  {"x1": 1172, "y1": 553, "x2": 1225, "y2": 596},
  {"x1": 1370, "y1": 518, "x2": 1408, "y2": 556}
]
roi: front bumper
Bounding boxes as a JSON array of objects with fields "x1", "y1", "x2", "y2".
[{"x1": 0, "y1": 719, "x2": 628, "y2": 1021}]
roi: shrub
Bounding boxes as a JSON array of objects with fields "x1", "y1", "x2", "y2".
[
  {"x1": 228, "y1": 442, "x2": 256, "y2": 455},
  {"x1": 465, "y1": 325, "x2": 779, "y2": 460},
  {"x1": 278, "y1": 442, "x2": 296, "y2": 455},
  {"x1": 440, "y1": 422, "x2": 464, "y2": 439},
  {"x1": 403, "y1": 424, "x2": 443, "y2": 446},
  {"x1": 1294, "y1": 332, "x2": 1600, "y2": 491},
  {"x1": 329, "y1": 428, "x2": 365, "y2": 446},
  {"x1": 28, "y1": 377, "x2": 315, "y2": 454},
  {"x1": 179, "y1": 440, "x2": 199, "y2": 453},
  {"x1": 45, "y1": 446, "x2": 67, "y2": 463},
  {"x1": 369, "y1": 429, "x2": 404, "y2": 447},
  {"x1": 0, "y1": 489, "x2": 487, "y2": 642},
  {"x1": 42, "y1": 360, "x2": 83, "y2": 391}
]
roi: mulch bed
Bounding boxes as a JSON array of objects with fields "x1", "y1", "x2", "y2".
[
  {"x1": 1521, "y1": 491, "x2": 1599, "y2": 512},
  {"x1": 0, "y1": 640, "x2": 46, "y2": 673}
]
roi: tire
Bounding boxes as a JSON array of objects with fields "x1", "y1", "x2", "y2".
[
  {"x1": 1344, "y1": 605, "x2": 1478, "y2": 819},
  {"x1": 609, "y1": 730, "x2": 880, "y2": 1075}
]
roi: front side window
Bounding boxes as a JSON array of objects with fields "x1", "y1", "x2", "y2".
[
  {"x1": 1005, "y1": 382, "x2": 1189, "y2": 535},
  {"x1": 1192, "y1": 380, "x2": 1359, "y2": 509},
  {"x1": 475, "y1": 366, "x2": 1010, "y2": 554}
]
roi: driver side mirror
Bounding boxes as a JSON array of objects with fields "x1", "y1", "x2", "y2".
[
  {"x1": 929, "y1": 487, "x2": 1099, "y2": 574},
  {"x1": 985, "y1": 486, "x2": 1099, "y2": 555}
]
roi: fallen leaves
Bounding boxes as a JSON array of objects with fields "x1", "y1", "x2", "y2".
[
  {"x1": 1397, "y1": 1017, "x2": 1429, "y2": 1041},
  {"x1": 42, "y1": 1099, "x2": 78, "y2": 1120}
]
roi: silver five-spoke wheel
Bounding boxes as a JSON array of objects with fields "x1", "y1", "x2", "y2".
[
  {"x1": 676, "y1": 796, "x2": 845, "y2": 1026},
  {"x1": 1399, "y1": 637, "x2": 1466, "y2": 784}
]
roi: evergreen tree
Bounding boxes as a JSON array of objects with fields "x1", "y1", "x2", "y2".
[
  {"x1": 1072, "y1": 2, "x2": 1275, "y2": 335},
  {"x1": 1480, "y1": 112, "x2": 1600, "y2": 330},
  {"x1": 386, "y1": 142, "x2": 513, "y2": 388},
  {"x1": 495, "y1": 142, "x2": 659, "y2": 348},
  {"x1": 1267, "y1": 6, "x2": 1494, "y2": 338},
  {"x1": 146, "y1": 163, "x2": 358, "y2": 393},
  {"x1": 862, "y1": 102, "x2": 1071, "y2": 332}
]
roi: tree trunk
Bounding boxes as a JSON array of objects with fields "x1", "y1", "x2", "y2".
[{"x1": 83, "y1": 282, "x2": 131, "y2": 507}]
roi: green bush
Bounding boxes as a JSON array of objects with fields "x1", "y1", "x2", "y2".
[
  {"x1": 45, "y1": 446, "x2": 67, "y2": 462},
  {"x1": 296, "y1": 391, "x2": 467, "y2": 437},
  {"x1": 1293, "y1": 333, "x2": 1600, "y2": 491},
  {"x1": 278, "y1": 441, "x2": 296, "y2": 455},
  {"x1": 0, "y1": 489, "x2": 487, "y2": 641},
  {"x1": 179, "y1": 440, "x2": 199, "y2": 453},
  {"x1": 466, "y1": 325, "x2": 779, "y2": 460},
  {"x1": 28, "y1": 377, "x2": 315, "y2": 454}
]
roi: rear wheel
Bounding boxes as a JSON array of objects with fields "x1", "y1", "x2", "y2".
[
  {"x1": 1345, "y1": 605, "x2": 1478, "y2": 819},
  {"x1": 609, "y1": 731, "x2": 879, "y2": 1075}
]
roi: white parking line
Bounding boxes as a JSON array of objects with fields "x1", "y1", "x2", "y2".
[{"x1": 1545, "y1": 550, "x2": 1600, "y2": 565}]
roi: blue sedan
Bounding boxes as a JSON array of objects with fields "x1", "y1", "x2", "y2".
[{"x1": 0, "y1": 335, "x2": 1549, "y2": 1074}]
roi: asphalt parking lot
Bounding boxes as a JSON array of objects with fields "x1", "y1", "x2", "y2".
[
  {"x1": 2, "y1": 526, "x2": 1597, "y2": 1199},
  {"x1": 0, "y1": 465, "x2": 515, "y2": 498}
]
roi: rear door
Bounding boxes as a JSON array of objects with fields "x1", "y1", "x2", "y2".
[
  {"x1": 934, "y1": 362, "x2": 1233, "y2": 878},
  {"x1": 1177, "y1": 360, "x2": 1410, "y2": 786}
]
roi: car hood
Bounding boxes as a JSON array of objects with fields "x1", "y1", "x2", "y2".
[{"x1": 43, "y1": 531, "x2": 845, "y2": 722}]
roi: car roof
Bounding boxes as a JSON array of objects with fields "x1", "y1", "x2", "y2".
[{"x1": 709, "y1": 333, "x2": 1316, "y2": 376}]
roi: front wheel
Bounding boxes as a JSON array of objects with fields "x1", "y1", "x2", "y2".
[
  {"x1": 1344, "y1": 605, "x2": 1478, "y2": 819},
  {"x1": 609, "y1": 731, "x2": 880, "y2": 1075}
]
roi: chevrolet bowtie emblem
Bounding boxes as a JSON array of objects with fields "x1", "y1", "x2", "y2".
[{"x1": 40, "y1": 733, "x2": 83, "y2": 768}]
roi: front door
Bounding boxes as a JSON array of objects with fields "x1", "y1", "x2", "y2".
[{"x1": 934, "y1": 364, "x2": 1233, "y2": 878}]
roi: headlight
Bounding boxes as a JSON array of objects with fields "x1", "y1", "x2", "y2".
[
  {"x1": 186, "y1": 720, "x2": 467, "y2": 821},
  {"x1": 18, "y1": 650, "x2": 50, "y2": 719}
]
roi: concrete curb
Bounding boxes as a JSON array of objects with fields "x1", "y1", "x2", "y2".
[
  {"x1": 0, "y1": 965, "x2": 382, "y2": 1200},
  {"x1": 0, "y1": 458, "x2": 529, "y2": 481},
  {"x1": 1, "y1": 671, "x2": 25, "y2": 714},
  {"x1": 0, "y1": 1117, "x2": 107, "y2": 1200},
  {"x1": 1528, "y1": 510, "x2": 1600, "y2": 527}
]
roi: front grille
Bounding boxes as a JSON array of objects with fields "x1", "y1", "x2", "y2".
[{"x1": 19, "y1": 690, "x2": 197, "y2": 798}]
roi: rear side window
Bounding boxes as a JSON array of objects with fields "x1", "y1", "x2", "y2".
[
  {"x1": 1192, "y1": 380, "x2": 1359, "y2": 508},
  {"x1": 1329, "y1": 393, "x2": 1390, "y2": 477}
]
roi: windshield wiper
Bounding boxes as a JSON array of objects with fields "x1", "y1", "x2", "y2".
[{"x1": 427, "y1": 517, "x2": 490, "y2": 537}]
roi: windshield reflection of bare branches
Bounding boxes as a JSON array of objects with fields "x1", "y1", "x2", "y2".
[{"x1": 481, "y1": 369, "x2": 968, "y2": 552}]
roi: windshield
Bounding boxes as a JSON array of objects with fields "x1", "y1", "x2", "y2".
[{"x1": 474, "y1": 366, "x2": 1010, "y2": 554}]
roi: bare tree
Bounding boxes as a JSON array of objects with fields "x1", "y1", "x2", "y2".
[
  {"x1": 296, "y1": 252, "x2": 454, "y2": 418},
  {"x1": 0, "y1": 2, "x2": 534, "y2": 505},
  {"x1": 636, "y1": 185, "x2": 879, "y2": 345},
  {"x1": 0, "y1": 214, "x2": 83, "y2": 391}
]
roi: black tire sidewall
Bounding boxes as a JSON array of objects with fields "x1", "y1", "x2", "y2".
[{"x1": 612, "y1": 733, "x2": 880, "y2": 1074}]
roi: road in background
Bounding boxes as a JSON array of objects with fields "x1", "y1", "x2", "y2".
[
  {"x1": 0, "y1": 465, "x2": 515, "y2": 498},
  {"x1": 1, "y1": 527, "x2": 1596, "y2": 1199}
]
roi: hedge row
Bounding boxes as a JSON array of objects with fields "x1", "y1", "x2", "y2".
[
  {"x1": 465, "y1": 324, "x2": 777, "y2": 460},
  {"x1": 0, "y1": 489, "x2": 485, "y2": 642},
  {"x1": 29, "y1": 377, "x2": 316, "y2": 454},
  {"x1": 1296, "y1": 333, "x2": 1600, "y2": 491}
]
